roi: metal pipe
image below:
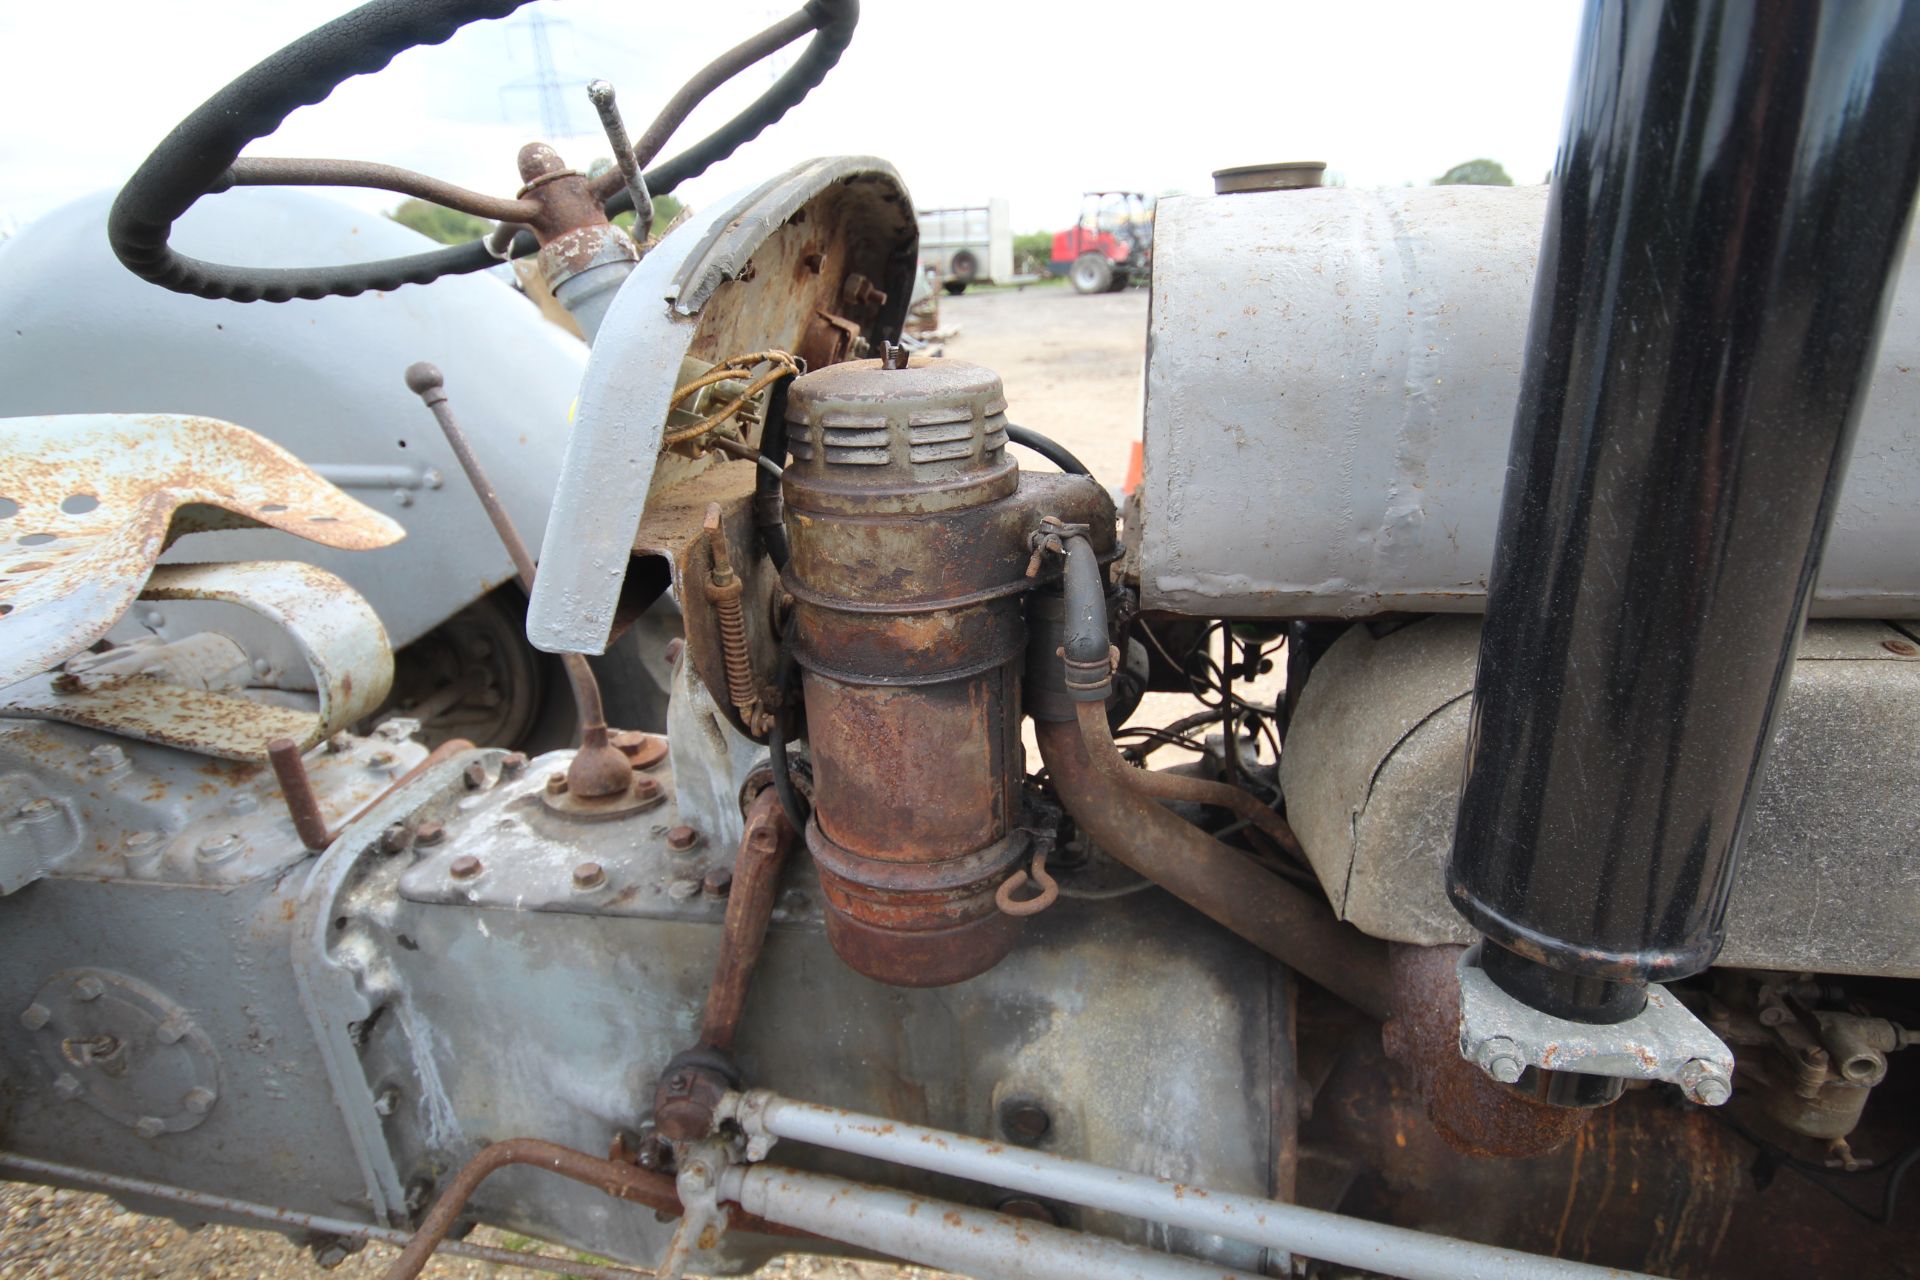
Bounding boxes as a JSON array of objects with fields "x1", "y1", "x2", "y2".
[
  {"x1": 1447, "y1": 0, "x2": 1920, "y2": 1021},
  {"x1": 378, "y1": 1136, "x2": 802, "y2": 1280},
  {"x1": 721, "y1": 1163, "x2": 1265, "y2": 1280},
  {"x1": 725, "y1": 1092, "x2": 1661, "y2": 1280},
  {"x1": 1034, "y1": 717, "x2": 1390, "y2": 1020},
  {"x1": 0, "y1": 1151, "x2": 657, "y2": 1280}
]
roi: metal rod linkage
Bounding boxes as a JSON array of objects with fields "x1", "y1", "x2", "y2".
[
  {"x1": 721, "y1": 1091, "x2": 1662, "y2": 1280},
  {"x1": 405, "y1": 362, "x2": 633, "y2": 799}
]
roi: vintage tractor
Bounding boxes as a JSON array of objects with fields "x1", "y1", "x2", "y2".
[{"x1": 2, "y1": 2, "x2": 1919, "y2": 1278}]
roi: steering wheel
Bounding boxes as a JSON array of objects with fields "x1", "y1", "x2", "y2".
[{"x1": 108, "y1": 0, "x2": 858, "y2": 303}]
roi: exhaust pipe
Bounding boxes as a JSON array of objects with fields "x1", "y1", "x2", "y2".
[{"x1": 1447, "y1": 0, "x2": 1920, "y2": 1100}]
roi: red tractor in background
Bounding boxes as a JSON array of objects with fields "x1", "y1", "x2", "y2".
[{"x1": 1050, "y1": 190, "x2": 1153, "y2": 293}]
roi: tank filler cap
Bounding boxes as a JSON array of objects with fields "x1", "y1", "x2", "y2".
[{"x1": 1211, "y1": 161, "x2": 1327, "y2": 195}]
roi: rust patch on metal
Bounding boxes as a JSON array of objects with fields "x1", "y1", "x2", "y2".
[{"x1": 1381, "y1": 942, "x2": 1587, "y2": 1158}]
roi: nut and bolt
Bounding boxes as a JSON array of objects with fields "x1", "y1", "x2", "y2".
[
  {"x1": 1474, "y1": 1036, "x2": 1526, "y2": 1085},
  {"x1": 195, "y1": 833, "x2": 244, "y2": 865},
  {"x1": 87, "y1": 744, "x2": 127, "y2": 773},
  {"x1": 632, "y1": 774, "x2": 661, "y2": 800},
  {"x1": 612, "y1": 731, "x2": 668, "y2": 771},
  {"x1": 376, "y1": 823, "x2": 412, "y2": 855},
  {"x1": 73, "y1": 975, "x2": 105, "y2": 1002},
  {"x1": 462, "y1": 760, "x2": 489, "y2": 791},
  {"x1": 1882, "y1": 639, "x2": 1918, "y2": 656},
  {"x1": 702, "y1": 866, "x2": 733, "y2": 898},
  {"x1": 449, "y1": 855, "x2": 483, "y2": 881},
  {"x1": 367, "y1": 750, "x2": 397, "y2": 772},
  {"x1": 415, "y1": 820, "x2": 446, "y2": 847},
  {"x1": 156, "y1": 1020, "x2": 185, "y2": 1045},
  {"x1": 19, "y1": 1002, "x2": 51, "y2": 1031},
  {"x1": 1679, "y1": 1057, "x2": 1732, "y2": 1106},
  {"x1": 546, "y1": 772, "x2": 569, "y2": 796},
  {"x1": 134, "y1": 1115, "x2": 166, "y2": 1139},
  {"x1": 667, "y1": 877, "x2": 702, "y2": 902},
  {"x1": 183, "y1": 1086, "x2": 217, "y2": 1116},
  {"x1": 500, "y1": 751, "x2": 529, "y2": 778},
  {"x1": 666, "y1": 825, "x2": 701, "y2": 853},
  {"x1": 571, "y1": 862, "x2": 607, "y2": 892}
]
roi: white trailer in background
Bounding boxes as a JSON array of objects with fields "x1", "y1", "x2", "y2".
[{"x1": 916, "y1": 198, "x2": 1014, "y2": 293}]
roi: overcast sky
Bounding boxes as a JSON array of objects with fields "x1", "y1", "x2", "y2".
[{"x1": 0, "y1": 1, "x2": 1584, "y2": 237}]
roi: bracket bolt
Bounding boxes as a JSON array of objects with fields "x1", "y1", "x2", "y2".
[
  {"x1": 1475, "y1": 1036, "x2": 1525, "y2": 1085},
  {"x1": 571, "y1": 862, "x2": 607, "y2": 892},
  {"x1": 668, "y1": 877, "x2": 702, "y2": 902},
  {"x1": 450, "y1": 855, "x2": 483, "y2": 881},
  {"x1": 377, "y1": 823, "x2": 412, "y2": 855},
  {"x1": 367, "y1": 750, "x2": 397, "y2": 772},
  {"x1": 666, "y1": 825, "x2": 700, "y2": 853},
  {"x1": 53, "y1": 1073, "x2": 83, "y2": 1100},
  {"x1": 1680, "y1": 1058, "x2": 1732, "y2": 1106},
  {"x1": 462, "y1": 760, "x2": 489, "y2": 791},
  {"x1": 546, "y1": 772, "x2": 569, "y2": 795},
  {"x1": 195, "y1": 833, "x2": 244, "y2": 865},
  {"x1": 500, "y1": 751, "x2": 529, "y2": 778},
  {"x1": 19, "y1": 1003, "x2": 50, "y2": 1030},
  {"x1": 73, "y1": 975, "x2": 105, "y2": 1002},
  {"x1": 415, "y1": 820, "x2": 446, "y2": 847},
  {"x1": 183, "y1": 1087, "x2": 217, "y2": 1116},
  {"x1": 88, "y1": 744, "x2": 127, "y2": 773},
  {"x1": 156, "y1": 1020, "x2": 185, "y2": 1045},
  {"x1": 19, "y1": 797, "x2": 56, "y2": 820},
  {"x1": 135, "y1": 1116, "x2": 166, "y2": 1139}
]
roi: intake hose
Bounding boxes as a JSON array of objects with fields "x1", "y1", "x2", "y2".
[
  {"x1": 1035, "y1": 720, "x2": 1389, "y2": 1019},
  {"x1": 1041, "y1": 536, "x2": 1385, "y2": 1016}
]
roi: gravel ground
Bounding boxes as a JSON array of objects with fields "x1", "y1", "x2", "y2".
[
  {"x1": 0, "y1": 281, "x2": 1150, "y2": 1280},
  {"x1": 0, "y1": 1181, "x2": 958, "y2": 1279}
]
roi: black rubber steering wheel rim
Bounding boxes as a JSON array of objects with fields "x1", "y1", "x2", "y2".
[{"x1": 108, "y1": 0, "x2": 858, "y2": 303}]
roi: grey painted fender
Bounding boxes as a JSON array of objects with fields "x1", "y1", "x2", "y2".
[
  {"x1": 527, "y1": 156, "x2": 918, "y2": 656},
  {"x1": 0, "y1": 188, "x2": 587, "y2": 650}
]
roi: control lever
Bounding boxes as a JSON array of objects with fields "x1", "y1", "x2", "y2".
[{"x1": 405, "y1": 363, "x2": 634, "y2": 800}]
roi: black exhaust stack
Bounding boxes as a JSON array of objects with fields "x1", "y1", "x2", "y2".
[{"x1": 1448, "y1": 0, "x2": 1920, "y2": 1050}]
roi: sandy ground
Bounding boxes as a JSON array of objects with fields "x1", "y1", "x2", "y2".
[
  {"x1": 936, "y1": 282, "x2": 1149, "y2": 488},
  {"x1": 0, "y1": 281, "x2": 1175, "y2": 1280}
]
